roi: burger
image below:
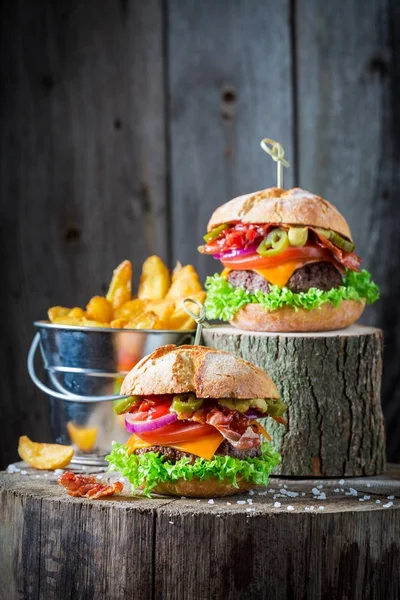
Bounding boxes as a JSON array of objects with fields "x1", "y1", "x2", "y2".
[
  {"x1": 199, "y1": 187, "x2": 379, "y2": 332},
  {"x1": 106, "y1": 344, "x2": 286, "y2": 497}
]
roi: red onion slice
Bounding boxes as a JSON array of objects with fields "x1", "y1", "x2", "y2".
[
  {"x1": 213, "y1": 244, "x2": 258, "y2": 260},
  {"x1": 125, "y1": 411, "x2": 178, "y2": 434}
]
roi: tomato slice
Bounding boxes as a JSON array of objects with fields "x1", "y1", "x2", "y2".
[
  {"x1": 137, "y1": 422, "x2": 215, "y2": 444},
  {"x1": 221, "y1": 246, "x2": 334, "y2": 270},
  {"x1": 128, "y1": 399, "x2": 172, "y2": 422}
]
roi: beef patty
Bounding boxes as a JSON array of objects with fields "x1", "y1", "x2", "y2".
[
  {"x1": 134, "y1": 440, "x2": 262, "y2": 464},
  {"x1": 228, "y1": 261, "x2": 342, "y2": 294}
]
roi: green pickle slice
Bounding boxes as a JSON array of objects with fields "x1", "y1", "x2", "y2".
[
  {"x1": 315, "y1": 228, "x2": 355, "y2": 253},
  {"x1": 257, "y1": 228, "x2": 289, "y2": 257},
  {"x1": 171, "y1": 394, "x2": 203, "y2": 414},
  {"x1": 113, "y1": 395, "x2": 141, "y2": 415}
]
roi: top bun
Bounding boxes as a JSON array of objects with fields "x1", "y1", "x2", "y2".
[
  {"x1": 121, "y1": 344, "x2": 279, "y2": 400},
  {"x1": 207, "y1": 187, "x2": 352, "y2": 241}
]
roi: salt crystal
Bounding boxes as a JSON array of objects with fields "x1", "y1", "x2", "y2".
[
  {"x1": 383, "y1": 502, "x2": 393, "y2": 508},
  {"x1": 363, "y1": 495, "x2": 370, "y2": 500},
  {"x1": 237, "y1": 500, "x2": 246, "y2": 505},
  {"x1": 286, "y1": 491, "x2": 298, "y2": 498},
  {"x1": 318, "y1": 506, "x2": 325, "y2": 510},
  {"x1": 181, "y1": 496, "x2": 187, "y2": 499},
  {"x1": 359, "y1": 498, "x2": 365, "y2": 502},
  {"x1": 318, "y1": 492, "x2": 326, "y2": 500},
  {"x1": 54, "y1": 469, "x2": 63, "y2": 475},
  {"x1": 169, "y1": 521, "x2": 174, "y2": 525},
  {"x1": 345, "y1": 488, "x2": 358, "y2": 496},
  {"x1": 376, "y1": 500, "x2": 381, "y2": 504},
  {"x1": 258, "y1": 491, "x2": 268, "y2": 496},
  {"x1": 248, "y1": 489, "x2": 255, "y2": 496},
  {"x1": 36, "y1": 475, "x2": 40, "y2": 478},
  {"x1": 274, "y1": 502, "x2": 281, "y2": 508},
  {"x1": 283, "y1": 484, "x2": 288, "y2": 489},
  {"x1": 340, "y1": 488, "x2": 345, "y2": 492},
  {"x1": 268, "y1": 489, "x2": 275, "y2": 493},
  {"x1": 246, "y1": 507, "x2": 255, "y2": 512},
  {"x1": 247, "y1": 499, "x2": 253, "y2": 504},
  {"x1": 339, "y1": 479, "x2": 345, "y2": 485},
  {"x1": 287, "y1": 505, "x2": 295, "y2": 511},
  {"x1": 387, "y1": 495, "x2": 394, "y2": 500},
  {"x1": 7, "y1": 464, "x2": 20, "y2": 473},
  {"x1": 20, "y1": 470, "x2": 27, "y2": 475},
  {"x1": 208, "y1": 499, "x2": 214, "y2": 505},
  {"x1": 317, "y1": 485, "x2": 323, "y2": 489},
  {"x1": 312, "y1": 488, "x2": 320, "y2": 496},
  {"x1": 226, "y1": 502, "x2": 232, "y2": 505},
  {"x1": 367, "y1": 483, "x2": 371, "y2": 487},
  {"x1": 196, "y1": 499, "x2": 201, "y2": 502},
  {"x1": 280, "y1": 488, "x2": 287, "y2": 495}
]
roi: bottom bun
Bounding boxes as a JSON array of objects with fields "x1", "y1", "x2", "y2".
[
  {"x1": 147, "y1": 477, "x2": 255, "y2": 498},
  {"x1": 230, "y1": 300, "x2": 365, "y2": 333}
]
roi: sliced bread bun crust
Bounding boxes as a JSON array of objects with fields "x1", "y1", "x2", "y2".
[
  {"x1": 207, "y1": 187, "x2": 353, "y2": 241},
  {"x1": 121, "y1": 344, "x2": 279, "y2": 399},
  {"x1": 231, "y1": 300, "x2": 365, "y2": 333},
  {"x1": 147, "y1": 477, "x2": 255, "y2": 498}
]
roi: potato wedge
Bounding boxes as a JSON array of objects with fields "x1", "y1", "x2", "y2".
[
  {"x1": 138, "y1": 255, "x2": 170, "y2": 300},
  {"x1": 110, "y1": 318, "x2": 128, "y2": 329},
  {"x1": 167, "y1": 292, "x2": 206, "y2": 330},
  {"x1": 18, "y1": 436, "x2": 74, "y2": 470},
  {"x1": 48, "y1": 306, "x2": 70, "y2": 322},
  {"x1": 114, "y1": 299, "x2": 149, "y2": 321},
  {"x1": 106, "y1": 260, "x2": 132, "y2": 309},
  {"x1": 52, "y1": 316, "x2": 85, "y2": 326},
  {"x1": 165, "y1": 263, "x2": 203, "y2": 300},
  {"x1": 68, "y1": 307, "x2": 86, "y2": 319},
  {"x1": 86, "y1": 296, "x2": 113, "y2": 323},
  {"x1": 67, "y1": 422, "x2": 98, "y2": 453},
  {"x1": 125, "y1": 311, "x2": 162, "y2": 330}
]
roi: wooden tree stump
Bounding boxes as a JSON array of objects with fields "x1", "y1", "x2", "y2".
[
  {"x1": 1, "y1": 468, "x2": 399, "y2": 600},
  {"x1": 202, "y1": 324, "x2": 385, "y2": 477}
]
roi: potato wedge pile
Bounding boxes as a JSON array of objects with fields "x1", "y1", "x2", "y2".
[{"x1": 48, "y1": 256, "x2": 205, "y2": 330}]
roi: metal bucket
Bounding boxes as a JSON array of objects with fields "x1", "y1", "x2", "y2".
[{"x1": 28, "y1": 322, "x2": 194, "y2": 466}]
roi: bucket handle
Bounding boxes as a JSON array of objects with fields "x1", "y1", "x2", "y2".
[{"x1": 27, "y1": 333, "x2": 130, "y2": 403}]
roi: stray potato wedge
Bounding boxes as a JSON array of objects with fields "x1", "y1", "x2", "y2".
[
  {"x1": 18, "y1": 435, "x2": 74, "y2": 470},
  {"x1": 138, "y1": 255, "x2": 170, "y2": 300},
  {"x1": 86, "y1": 296, "x2": 113, "y2": 323},
  {"x1": 67, "y1": 422, "x2": 98, "y2": 452},
  {"x1": 165, "y1": 263, "x2": 203, "y2": 300},
  {"x1": 106, "y1": 260, "x2": 132, "y2": 309}
]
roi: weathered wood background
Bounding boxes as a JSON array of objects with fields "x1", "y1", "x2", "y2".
[{"x1": 0, "y1": 0, "x2": 399, "y2": 467}]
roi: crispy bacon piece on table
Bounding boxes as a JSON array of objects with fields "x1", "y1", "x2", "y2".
[{"x1": 57, "y1": 472, "x2": 123, "y2": 499}]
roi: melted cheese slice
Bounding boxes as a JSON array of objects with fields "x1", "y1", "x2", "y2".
[{"x1": 126, "y1": 432, "x2": 224, "y2": 461}]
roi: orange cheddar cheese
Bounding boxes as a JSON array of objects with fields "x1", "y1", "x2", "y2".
[
  {"x1": 253, "y1": 261, "x2": 308, "y2": 288},
  {"x1": 126, "y1": 431, "x2": 224, "y2": 461}
]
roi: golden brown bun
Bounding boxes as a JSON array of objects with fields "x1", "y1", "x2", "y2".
[
  {"x1": 121, "y1": 344, "x2": 279, "y2": 399},
  {"x1": 231, "y1": 300, "x2": 365, "y2": 332},
  {"x1": 148, "y1": 477, "x2": 255, "y2": 498},
  {"x1": 208, "y1": 187, "x2": 353, "y2": 241}
]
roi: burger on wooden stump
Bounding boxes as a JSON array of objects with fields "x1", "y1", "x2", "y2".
[
  {"x1": 199, "y1": 187, "x2": 379, "y2": 331},
  {"x1": 106, "y1": 345, "x2": 286, "y2": 497}
]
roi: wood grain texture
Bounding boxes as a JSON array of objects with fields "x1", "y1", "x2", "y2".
[
  {"x1": 203, "y1": 325, "x2": 386, "y2": 477},
  {"x1": 295, "y1": 0, "x2": 400, "y2": 461},
  {"x1": 167, "y1": 0, "x2": 294, "y2": 284},
  {"x1": 1, "y1": 470, "x2": 399, "y2": 600},
  {"x1": 0, "y1": 0, "x2": 166, "y2": 468}
]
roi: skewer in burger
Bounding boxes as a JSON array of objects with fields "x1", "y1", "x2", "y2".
[
  {"x1": 106, "y1": 345, "x2": 286, "y2": 497},
  {"x1": 199, "y1": 187, "x2": 379, "y2": 331}
]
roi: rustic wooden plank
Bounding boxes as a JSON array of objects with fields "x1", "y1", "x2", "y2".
[
  {"x1": 295, "y1": 0, "x2": 400, "y2": 461},
  {"x1": 0, "y1": 0, "x2": 167, "y2": 469},
  {"x1": 168, "y1": 0, "x2": 294, "y2": 283},
  {"x1": 203, "y1": 325, "x2": 386, "y2": 476},
  {"x1": 1, "y1": 470, "x2": 399, "y2": 600}
]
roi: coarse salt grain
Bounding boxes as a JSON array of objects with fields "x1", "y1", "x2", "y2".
[
  {"x1": 317, "y1": 492, "x2": 326, "y2": 500},
  {"x1": 246, "y1": 507, "x2": 255, "y2": 512},
  {"x1": 388, "y1": 495, "x2": 395, "y2": 500},
  {"x1": 359, "y1": 498, "x2": 365, "y2": 502},
  {"x1": 268, "y1": 489, "x2": 275, "y2": 493},
  {"x1": 376, "y1": 500, "x2": 381, "y2": 504},
  {"x1": 237, "y1": 500, "x2": 246, "y2": 505},
  {"x1": 169, "y1": 521, "x2": 174, "y2": 525},
  {"x1": 280, "y1": 488, "x2": 287, "y2": 495},
  {"x1": 287, "y1": 505, "x2": 294, "y2": 511},
  {"x1": 367, "y1": 483, "x2": 371, "y2": 487},
  {"x1": 274, "y1": 502, "x2": 281, "y2": 508},
  {"x1": 363, "y1": 495, "x2": 370, "y2": 500},
  {"x1": 312, "y1": 488, "x2": 320, "y2": 496},
  {"x1": 339, "y1": 479, "x2": 345, "y2": 485},
  {"x1": 247, "y1": 499, "x2": 253, "y2": 504},
  {"x1": 227, "y1": 502, "x2": 232, "y2": 505},
  {"x1": 317, "y1": 485, "x2": 323, "y2": 489},
  {"x1": 20, "y1": 470, "x2": 27, "y2": 475},
  {"x1": 258, "y1": 491, "x2": 268, "y2": 496},
  {"x1": 301, "y1": 492, "x2": 305, "y2": 496},
  {"x1": 383, "y1": 502, "x2": 393, "y2": 508},
  {"x1": 248, "y1": 489, "x2": 254, "y2": 496},
  {"x1": 333, "y1": 488, "x2": 340, "y2": 493},
  {"x1": 345, "y1": 488, "x2": 358, "y2": 496},
  {"x1": 208, "y1": 499, "x2": 214, "y2": 505},
  {"x1": 318, "y1": 506, "x2": 325, "y2": 511}
]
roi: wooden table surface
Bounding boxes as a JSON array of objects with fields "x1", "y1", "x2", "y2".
[{"x1": 1, "y1": 464, "x2": 399, "y2": 600}]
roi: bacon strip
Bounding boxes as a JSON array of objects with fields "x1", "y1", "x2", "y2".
[
  {"x1": 311, "y1": 228, "x2": 361, "y2": 271},
  {"x1": 206, "y1": 407, "x2": 260, "y2": 449},
  {"x1": 57, "y1": 472, "x2": 123, "y2": 499}
]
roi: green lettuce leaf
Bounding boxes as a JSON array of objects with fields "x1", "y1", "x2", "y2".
[
  {"x1": 204, "y1": 269, "x2": 379, "y2": 321},
  {"x1": 106, "y1": 442, "x2": 280, "y2": 497}
]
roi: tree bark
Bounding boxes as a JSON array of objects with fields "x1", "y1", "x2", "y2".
[
  {"x1": 1, "y1": 469, "x2": 399, "y2": 600},
  {"x1": 203, "y1": 324, "x2": 385, "y2": 477}
]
